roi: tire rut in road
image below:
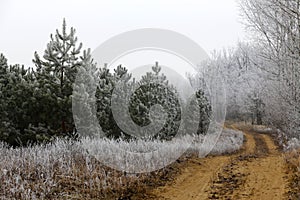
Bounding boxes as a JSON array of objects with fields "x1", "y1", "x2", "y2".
[
  {"x1": 150, "y1": 127, "x2": 287, "y2": 200},
  {"x1": 252, "y1": 133, "x2": 269, "y2": 155},
  {"x1": 210, "y1": 132, "x2": 287, "y2": 200},
  {"x1": 208, "y1": 133, "x2": 269, "y2": 199}
]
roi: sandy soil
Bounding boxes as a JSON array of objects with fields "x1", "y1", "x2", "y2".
[{"x1": 151, "y1": 125, "x2": 288, "y2": 200}]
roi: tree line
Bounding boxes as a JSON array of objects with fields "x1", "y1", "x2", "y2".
[
  {"x1": 203, "y1": 0, "x2": 300, "y2": 138},
  {"x1": 0, "y1": 19, "x2": 211, "y2": 146}
]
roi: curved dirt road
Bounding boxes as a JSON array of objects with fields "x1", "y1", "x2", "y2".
[{"x1": 151, "y1": 126, "x2": 288, "y2": 200}]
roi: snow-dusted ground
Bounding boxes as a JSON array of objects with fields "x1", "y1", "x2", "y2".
[{"x1": 0, "y1": 128, "x2": 244, "y2": 199}]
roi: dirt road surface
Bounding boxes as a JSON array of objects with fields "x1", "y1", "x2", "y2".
[{"x1": 151, "y1": 125, "x2": 288, "y2": 200}]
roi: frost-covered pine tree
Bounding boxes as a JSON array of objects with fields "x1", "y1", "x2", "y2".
[
  {"x1": 33, "y1": 19, "x2": 82, "y2": 134},
  {"x1": 0, "y1": 53, "x2": 14, "y2": 143},
  {"x1": 184, "y1": 89, "x2": 211, "y2": 135},
  {"x1": 72, "y1": 49, "x2": 100, "y2": 138},
  {"x1": 0, "y1": 56, "x2": 47, "y2": 146},
  {"x1": 96, "y1": 62, "x2": 181, "y2": 140},
  {"x1": 0, "y1": 53, "x2": 8, "y2": 83},
  {"x1": 96, "y1": 65, "x2": 132, "y2": 138},
  {"x1": 129, "y1": 62, "x2": 181, "y2": 140}
]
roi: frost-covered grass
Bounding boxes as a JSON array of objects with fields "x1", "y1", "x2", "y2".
[
  {"x1": 209, "y1": 129, "x2": 244, "y2": 155},
  {"x1": 283, "y1": 137, "x2": 300, "y2": 151},
  {"x1": 0, "y1": 129, "x2": 244, "y2": 199}
]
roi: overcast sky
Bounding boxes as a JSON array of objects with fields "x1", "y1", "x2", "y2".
[{"x1": 0, "y1": 0, "x2": 246, "y2": 68}]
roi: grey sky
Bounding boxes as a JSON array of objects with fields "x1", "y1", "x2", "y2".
[{"x1": 0, "y1": 0, "x2": 246, "y2": 67}]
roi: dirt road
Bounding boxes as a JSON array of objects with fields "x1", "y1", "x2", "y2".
[{"x1": 151, "y1": 126, "x2": 288, "y2": 200}]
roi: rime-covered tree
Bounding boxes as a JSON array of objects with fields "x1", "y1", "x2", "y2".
[
  {"x1": 33, "y1": 19, "x2": 82, "y2": 134},
  {"x1": 96, "y1": 65, "x2": 132, "y2": 138},
  {"x1": 129, "y1": 62, "x2": 181, "y2": 139},
  {"x1": 0, "y1": 54, "x2": 13, "y2": 143},
  {"x1": 0, "y1": 55, "x2": 50, "y2": 146},
  {"x1": 72, "y1": 49, "x2": 100, "y2": 137},
  {"x1": 185, "y1": 89, "x2": 211, "y2": 135},
  {"x1": 240, "y1": 0, "x2": 300, "y2": 136}
]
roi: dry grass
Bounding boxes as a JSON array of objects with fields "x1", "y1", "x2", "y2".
[
  {"x1": 0, "y1": 129, "x2": 244, "y2": 199},
  {"x1": 0, "y1": 141, "x2": 182, "y2": 200},
  {"x1": 285, "y1": 150, "x2": 300, "y2": 171},
  {"x1": 284, "y1": 149, "x2": 300, "y2": 199}
]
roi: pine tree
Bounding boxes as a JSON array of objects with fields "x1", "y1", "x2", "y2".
[
  {"x1": 96, "y1": 62, "x2": 184, "y2": 140},
  {"x1": 33, "y1": 19, "x2": 82, "y2": 134},
  {"x1": 0, "y1": 57, "x2": 44, "y2": 146},
  {"x1": 185, "y1": 89, "x2": 212, "y2": 135},
  {"x1": 0, "y1": 54, "x2": 13, "y2": 143},
  {"x1": 72, "y1": 49, "x2": 100, "y2": 138},
  {"x1": 96, "y1": 65, "x2": 132, "y2": 138},
  {"x1": 0, "y1": 54, "x2": 8, "y2": 83},
  {"x1": 129, "y1": 62, "x2": 181, "y2": 139}
]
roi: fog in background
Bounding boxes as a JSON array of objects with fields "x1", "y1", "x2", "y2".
[{"x1": 0, "y1": 0, "x2": 246, "y2": 71}]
